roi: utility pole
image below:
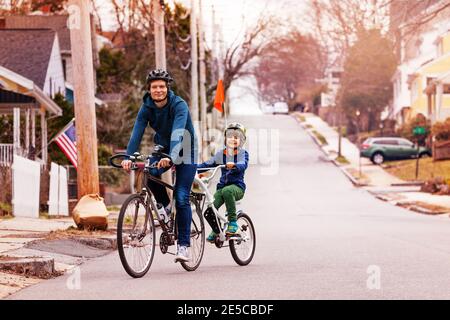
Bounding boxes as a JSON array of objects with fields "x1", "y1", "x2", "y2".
[
  {"x1": 68, "y1": 0, "x2": 99, "y2": 197},
  {"x1": 198, "y1": 0, "x2": 207, "y2": 160},
  {"x1": 211, "y1": 4, "x2": 218, "y2": 131},
  {"x1": 152, "y1": 0, "x2": 172, "y2": 195},
  {"x1": 153, "y1": 0, "x2": 166, "y2": 70},
  {"x1": 190, "y1": 0, "x2": 199, "y2": 122}
]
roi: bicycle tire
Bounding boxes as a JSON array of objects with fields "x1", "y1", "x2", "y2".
[
  {"x1": 229, "y1": 212, "x2": 256, "y2": 266},
  {"x1": 180, "y1": 196, "x2": 205, "y2": 272},
  {"x1": 117, "y1": 194, "x2": 156, "y2": 278}
]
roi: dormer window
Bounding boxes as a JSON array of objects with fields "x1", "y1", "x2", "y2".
[{"x1": 434, "y1": 36, "x2": 443, "y2": 56}]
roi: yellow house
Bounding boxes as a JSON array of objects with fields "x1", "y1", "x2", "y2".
[{"x1": 408, "y1": 30, "x2": 450, "y2": 123}]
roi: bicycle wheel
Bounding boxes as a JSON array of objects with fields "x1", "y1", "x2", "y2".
[
  {"x1": 229, "y1": 212, "x2": 256, "y2": 266},
  {"x1": 117, "y1": 194, "x2": 156, "y2": 278},
  {"x1": 180, "y1": 196, "x2": 205, "y2": 272}
]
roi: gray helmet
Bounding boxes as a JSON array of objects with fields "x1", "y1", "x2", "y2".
[
  {"x1": 146, "y1": 69, "x2": 173, "y2": 86},
  {"x1": 224, "y1": 122, "x2": 247, "y2": 145}
]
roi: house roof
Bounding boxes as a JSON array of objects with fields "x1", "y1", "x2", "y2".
[
  {"x1": 0, "y1": 29, "x2": 56, "y2": 89},
  {"x1": 0, "y1": 65, "x2": 62, "y2": 116},
  {"x1": 3, "y1": 15, "x2": 71, "y2": 52}
]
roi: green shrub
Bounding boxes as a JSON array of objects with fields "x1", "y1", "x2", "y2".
[
  {"x1": 397, "y1": 114, "x2": 431, "y2": 144},
  {"x1": 431, "y1": 117, "x2": 450, "y2": 142}
]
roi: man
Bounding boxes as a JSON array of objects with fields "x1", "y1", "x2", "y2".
[{"x1": 121, "y1": 69, "x2": 198, "y2": 262}]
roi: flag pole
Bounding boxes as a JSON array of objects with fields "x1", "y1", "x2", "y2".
[
  {"x1": 47, "y1": 117, "x2": 76, "y2": 146},
  {"x1": 35, "y1": 118, "x2": 75, "y2": 157}
]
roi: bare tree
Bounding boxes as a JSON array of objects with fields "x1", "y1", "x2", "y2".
[
  {"x1": 306, "y1": 0, "x2": 391, "y2": 68},
  {"x1": 210, "y1": 13, "x2": 282, "y2": 112},
  {"x1": 254, "y1": 30, "x2": 326, "y2": 106}
]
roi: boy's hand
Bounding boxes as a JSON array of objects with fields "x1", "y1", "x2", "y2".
[{"x1": 226, "y1": 162, "x2": 235, "y2": 170}]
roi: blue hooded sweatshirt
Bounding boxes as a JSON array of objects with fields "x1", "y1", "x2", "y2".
[
  {"x1": 197, "y1": 147, "x2": 249, "y2": 192},
  {"x1": 126, "y1": 90, "x2": 198, "y2": 164}
]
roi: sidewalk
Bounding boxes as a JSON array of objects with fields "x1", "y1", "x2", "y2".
[
  {"x1": 0, "y1": 215, "x2": 117, "y2": 299},
  {"x1": 293, "y1": 112, "x2": 450, "y2": 215}
]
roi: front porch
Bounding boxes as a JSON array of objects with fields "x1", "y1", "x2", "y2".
[{"x1": 0, "y1": 66, "x2": 62, "y2": 168}]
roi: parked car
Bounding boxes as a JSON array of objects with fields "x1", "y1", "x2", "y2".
[
  {"x1": 261, "y1": 104, "x2": 274, "y2": 114},
  {"x1": 360, "y1": 137, "x2": 432, "y2": 165},
  {"x1": 273, "y1": 101, "x2": 289, "y2": 114}
]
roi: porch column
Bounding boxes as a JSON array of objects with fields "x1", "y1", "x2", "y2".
[
  {"x1": 25, "y1": 108, "x2": 30, "y2": 153},
  {"x1": 31, "y1": 108, "x2": 36, "y2": 149},
  {"x1": 40, "y1": 107, "x2": 48, "y2": 166},
  {"x1": 436, "y1": 82, "x2": 443, "y2": 122},
  {"x1": 426, "y1": 92, "x2": 432, "y2": 119},
  {"x1": 13, "y1": 107, "x2": 20, "y2": 156}
]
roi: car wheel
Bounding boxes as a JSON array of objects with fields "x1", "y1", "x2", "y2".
[{"x1": 371, "y1": 152, "x2": 384, "y2": 165}]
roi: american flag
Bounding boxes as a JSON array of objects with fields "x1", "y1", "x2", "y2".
[{"x1": 54, "y1": 119, "x2": 77, "y2": 169}]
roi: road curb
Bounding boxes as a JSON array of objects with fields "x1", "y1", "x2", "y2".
[
  {"x1": 371, "y1": 192, "x2": 450, "y2": 215},
  {"x1": 0, "y1": 255, "x2": 55, "y2": 279},
  {"x1": 292, "y1": 114, "x2": 367, "y2": 187},
  {"x1": 73, "y1": 236, "x2": 117, "y2": 250},
  {"x1": 331, "y1": 161, "x2": 367, "y2": 187}
]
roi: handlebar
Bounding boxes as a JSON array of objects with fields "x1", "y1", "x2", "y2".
[
  {"x1": 197, "y1": 165, "x2": 226, "y2": 184},
  {"x1": 109, "y1": 148, "x2": 173, "y2": 171}
]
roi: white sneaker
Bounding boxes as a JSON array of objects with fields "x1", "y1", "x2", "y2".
[{"x1": 174, "y1": 245, "x2": 190, "y2": 263}]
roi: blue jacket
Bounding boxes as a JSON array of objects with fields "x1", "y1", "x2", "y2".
[
  {"x1": 126, "y1": 90, "x2": 198, "y2": 164},
  {"x1": 197, "y1": 147, "x2": 249, "y2": 192}
]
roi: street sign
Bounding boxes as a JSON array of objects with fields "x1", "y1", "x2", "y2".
[{"x1": 413, "y1": 126, "x2": 426, "y2": 135}]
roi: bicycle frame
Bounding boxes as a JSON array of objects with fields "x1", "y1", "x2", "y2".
[{"x1": 194, "y1": 165, "x2": 231, "y2": 242}]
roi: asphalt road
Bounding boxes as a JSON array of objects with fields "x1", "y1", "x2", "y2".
[{"x1": 9, "y1": 114, "x2": 450, "y2": 299}]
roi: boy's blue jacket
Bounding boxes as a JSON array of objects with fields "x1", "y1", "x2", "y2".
[
  {"x1": 197, "y1": 147, "x2": 249, "y2": 192},
  {"x1": 126, "y1": 90, "x2": 198, "y2": 164}
]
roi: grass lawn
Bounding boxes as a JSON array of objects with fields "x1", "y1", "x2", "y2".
[
  {"x1": 383, "y1": 158, "x2": 450, "y2": 182},
  {"x1": 312, "y1": 130, "x2": 328, "y2": 145}
]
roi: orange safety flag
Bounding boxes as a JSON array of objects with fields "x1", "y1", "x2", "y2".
[{"x1": 214, "y1": 79, "x2": 224, "y2": 113}]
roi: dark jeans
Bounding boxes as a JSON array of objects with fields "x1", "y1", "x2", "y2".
[{"x1": 146, "y1": 157, "x2": 196, "y2": 247}]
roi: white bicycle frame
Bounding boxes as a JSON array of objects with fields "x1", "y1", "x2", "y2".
[{"x1": 194, "y1": 165, "x2": 237, "y2": 242}]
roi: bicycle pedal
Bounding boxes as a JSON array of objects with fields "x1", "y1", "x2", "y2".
[{"x1": 226, "y1": 233, "x2": 241, "y2": 239}]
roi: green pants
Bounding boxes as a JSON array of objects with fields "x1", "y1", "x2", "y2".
[{"x1": 213, "y1": 184, "x2": 244, "y2": 222}]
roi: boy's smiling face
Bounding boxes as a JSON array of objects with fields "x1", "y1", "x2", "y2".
[{"x1": 226, "y1": 131, "x2": 241, "y2": 148}]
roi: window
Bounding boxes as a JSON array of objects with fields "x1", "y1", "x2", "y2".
[
  {"x1": 411, "y1": 79, "x2": 419, "y2": 102},
  {"x1": 374, "y1": 140, "x2": 398, "y2": 145},
  {"x1": 444, "y1": 84, "x2": 450, "y2": 94},
  {"x1": 332, "y1": 72, "x2": 342, "y2": 79},
  {"x1": 62, "y1": 59, "x2": 67, "y2": 81},
  {"x1": 399, "y1": 139, "x2": 413, "y2": 147},
  {"x1": 426, "y1": 77, "x2": 436, "y2": 85},
  {"x1": 437, "y1": 39, "x2": 443, "y2": 56}
]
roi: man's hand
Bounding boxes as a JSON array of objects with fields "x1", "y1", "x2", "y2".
[
  {"x1": 121, "y1": 160, "x2": 132, "y2": 171},
  {"x1": 157, "y1": 157, "x2": 172, "y2": 169},
  {"x1": 226, "y1": 162, "x2": 235, "y2": 170}
]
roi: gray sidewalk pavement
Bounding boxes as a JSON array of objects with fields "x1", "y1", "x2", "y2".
[
  {"x1": 0, "y1": 215, "x2": 117, "y2": 298},
  {"x1": 293, "y1": 112, "x2": 450, "y2": 214}
]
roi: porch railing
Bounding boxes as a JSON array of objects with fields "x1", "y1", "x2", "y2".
[{"x1": 0, "y1": 144, "x2": 13, "y2": 166}]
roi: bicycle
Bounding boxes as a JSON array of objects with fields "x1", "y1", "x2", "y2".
[
  {"x1": 196, "y1": 166, "x2": 256, "y2": 266},
  {"x1": 109, "y1": 145, "x2": 256, "y2": 278},
  {"x1": 109, "y1": 145, "x2": 206, "y2": 278}
]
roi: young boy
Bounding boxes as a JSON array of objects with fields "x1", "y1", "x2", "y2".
[{"x1": 197, "y1": 122, "x2": 249, "y2": 241}]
